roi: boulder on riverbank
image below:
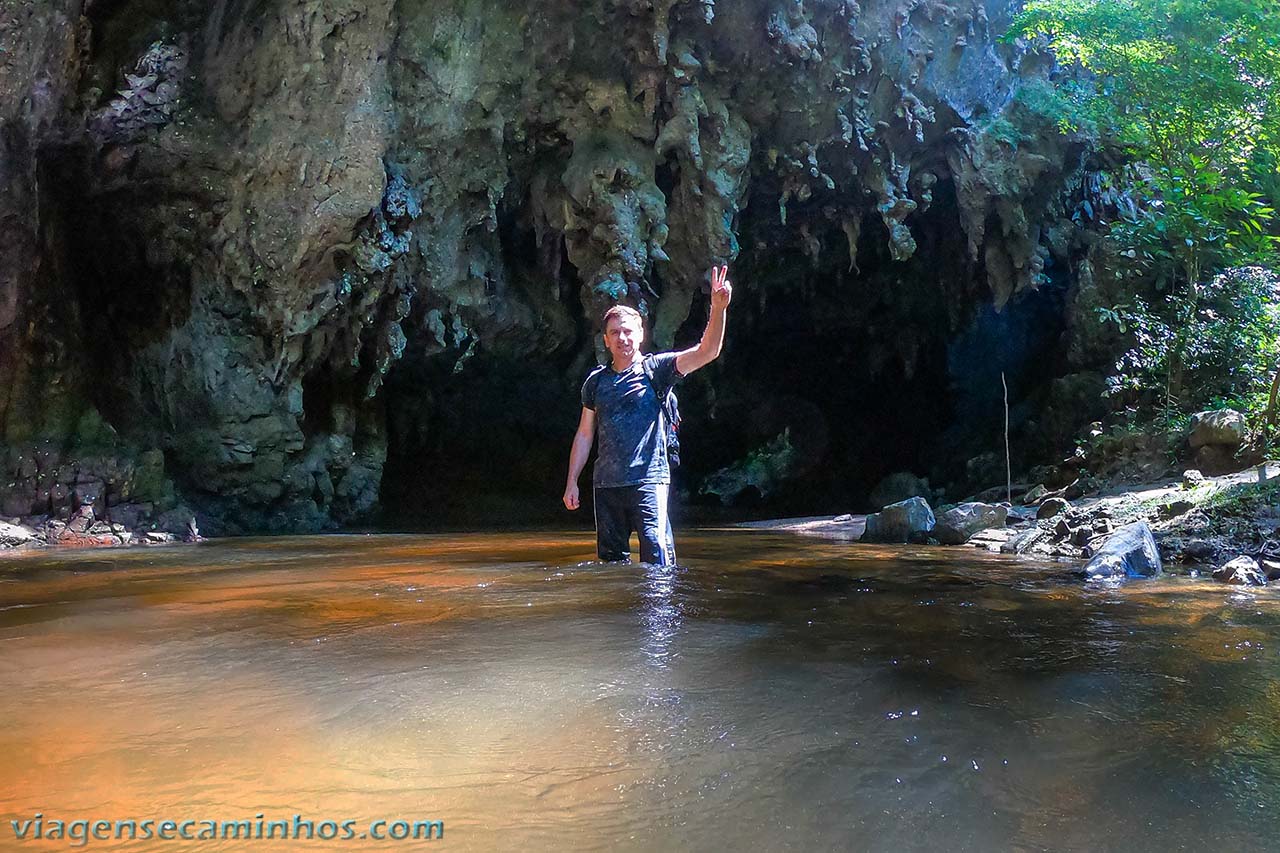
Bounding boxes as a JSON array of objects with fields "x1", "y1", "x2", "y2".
[
  {"x1": 1187, "y1": 410, "x2": 1247, "y2": 475},
  {"x1": 1036, "y1": 497, "x2": 1070, "y2": 519},
  {"x1": 934, "y1": 502, "x2": 1007, "y2": 545},
  {"x1": 0, "y1": 521, "x2": 39, "y2": 549},
  {"x1": 1082, "y1": 521, "x2": 1162, "y2": 579},
  {"x1": 862, "y1": 497, "x2": 935, "y2": 544},
  {"x1": 1189, "y1": 409, "x2": 1246, "y2": 449},
  {"x1": 1212, "y1": 555, "x2": 1266, "y2": 586}
]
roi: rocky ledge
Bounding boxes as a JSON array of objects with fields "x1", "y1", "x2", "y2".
[{"x1": 751, "y1": 460, "x2": 1280, "y2": 585}]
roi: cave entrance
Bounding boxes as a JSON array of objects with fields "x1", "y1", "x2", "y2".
[{"x1": 377, "y1": 175, "x2": 1069, "y2": 528}]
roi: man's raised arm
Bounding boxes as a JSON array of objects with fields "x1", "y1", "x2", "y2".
[
  {"x1": 563, "y1": 406, "x2": 596, "y2": 510},
  {"x1": 675, "y1": 265, "x2": 733, "y2": 377}
]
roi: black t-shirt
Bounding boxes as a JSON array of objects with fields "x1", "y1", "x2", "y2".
[{"x1": 581, "y1": 353, "x2": 683, "y2": 488}]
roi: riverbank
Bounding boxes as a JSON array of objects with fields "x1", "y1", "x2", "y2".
[
  {"x1": 0, "y1": 515, "x2": 196, "y2": 551},
  {"x1": 743, "y1": 461, "x2": 1280, "y2": 581},
  {"x1": 5, "y1": 460, "x2": 1275, "y2": 580}
]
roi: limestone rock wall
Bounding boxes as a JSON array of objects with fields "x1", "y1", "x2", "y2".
[{"x1": 0, "y1": 0, "x2": 1096, "y2": 531}]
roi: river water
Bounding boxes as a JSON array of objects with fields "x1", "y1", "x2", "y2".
[{"x1": 2, "y1": 530, "x2": 1279, "y2": 851}]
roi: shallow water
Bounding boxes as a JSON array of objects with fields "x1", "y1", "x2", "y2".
[{"x1": 2, "y1": 530, "x2": 1280, "y2": 851}]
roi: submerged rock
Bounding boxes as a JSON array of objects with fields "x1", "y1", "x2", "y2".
[
  {"x1": 1082, "y1": 522, "x2": 1162, "y2": 580},
  {"x1": 862, "y1": 496, "x2": 935, "y2": 544},
  {"x1": 934, "y1": 502, "x2": 1007, "y2": 545}
]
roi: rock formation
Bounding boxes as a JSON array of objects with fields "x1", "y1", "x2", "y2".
[{"x1": 1, "y1": 0, "x2": 1099, "y2": 533}]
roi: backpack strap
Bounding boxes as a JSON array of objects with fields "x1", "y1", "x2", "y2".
[
  {"x1": 582, "y1": 364, "x2": 608, "y2": 409},
  {"x1": 642, "y1": 356, "x2": 679, "y2": 429}
]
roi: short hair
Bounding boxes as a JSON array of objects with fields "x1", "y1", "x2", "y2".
[{"x1": 601, "y1": 304, "x2": 643, "y2": 329}]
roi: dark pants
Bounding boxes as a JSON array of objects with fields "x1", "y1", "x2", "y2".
[{"x1": 593, "y1": 483, "x2": 676, "y2": 566}]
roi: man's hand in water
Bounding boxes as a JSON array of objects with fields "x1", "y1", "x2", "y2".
[
  {"x1": 563, "y1": 483, "x2": 580, "y2": 510},
  {"x1": 710, "y1": 264, "x2": 733, "y2": 311}
]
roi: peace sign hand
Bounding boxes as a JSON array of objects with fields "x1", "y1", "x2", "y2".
[{"x1": 710, "y1": 264, "x2": 733, "y2": 310}]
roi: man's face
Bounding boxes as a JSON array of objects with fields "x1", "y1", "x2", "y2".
[{"x1": 604, "y1": 314, "x2": 644, "y2": 364}]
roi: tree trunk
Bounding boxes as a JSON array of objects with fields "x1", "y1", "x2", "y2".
[{"x1": 1267, "y1": 363, "x2": 1280, "y2": 435}]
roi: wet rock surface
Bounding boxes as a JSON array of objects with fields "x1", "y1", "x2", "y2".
[
  {"x1": 933, "y1": 501, "x2": 1007, "y2": 545},
  {"x1": 1213, "y1": 555, "x2": 1266, "y2": 587},
  {"x1": 1082, "y1": 521, "x2": 1162, "y2": 580},
  {"x1": 862, "y1": 495, "x2": 936, "y2": 543}
]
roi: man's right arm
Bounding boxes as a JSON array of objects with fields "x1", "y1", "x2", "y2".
[{"x1": 563, "y1": 406, "x2": 596, "y2": 510}]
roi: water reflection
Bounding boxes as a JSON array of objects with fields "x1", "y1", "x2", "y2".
[
  {"x1": 1, "y1": 531, "x2": 1279, "y2": 851},
  {"x1": 639, "y1": 562, "x2": 681, "y2": 670}
]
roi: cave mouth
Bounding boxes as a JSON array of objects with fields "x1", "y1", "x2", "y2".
[{"x1": 376, "y1": 177, "x2": 1070, "y2": 529}]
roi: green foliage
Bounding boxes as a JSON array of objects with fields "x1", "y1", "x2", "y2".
[
  {"x1": 1012, "y1": 77, "x2": 1097, "y2": 136},
  {"x1": 977, "y1": 79, "x2": 1097, "y2": 148},
  {"x1": 981, "y1": 115, "x2": 1021, "y2": 148},
  {"x1": 1008, "y1": 0, "x2": 1280, "y2": 287},
  {"x1": 1200, "y1": 477, "x2": 1280, "y2": 517},
  {"x1": 1098, "y1": 266, "x2": 1280, "y2": 428},
  {"x1": 1009, "y1": 0, "x2": 1280, "y2": 161},
  {"x1": 1108, "y1": 155, "x2": 1277, "y2": 293},
  {"x1": 1010, "y1": 0, "x2": 1280, "y2": 444}
]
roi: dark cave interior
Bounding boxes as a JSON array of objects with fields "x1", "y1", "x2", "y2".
[{"x1": 377, "y1": 175, "x2": 1071, "y2": 528}]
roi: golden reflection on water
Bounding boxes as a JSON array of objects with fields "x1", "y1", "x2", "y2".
[{"x1": 2, "y1": 531, "x2": 1280, "y2": 851}]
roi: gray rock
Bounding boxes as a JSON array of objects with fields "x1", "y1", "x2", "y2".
[
  {"x1": 968, "y1": 527, "x2": 1017, "y2": 552},
  {"x1": 1181, "y1": 469, "x2": 1206, "y2": 488},
  {"x1": 934, "y1": 502, "x2": 1007, "y2": 545},
  {"x1": 1062, "y1": 478, "x2": 1086, "y2": 501},
  {"x1": 0, "y1": 521, "x2": 39, "y2": 548},
  {"x1": 1213, "y1": 555, "x2": 1266, "y2": 586},
  {"x1": 1189, "y1": 409, "x2": 1246, "y2": 449},
  {"x1": 1021, "y1": 484, "x2": 1048, "y2": 505},
  {"x1": 1184, "y1": 539, "x2": 1219, "y2": 562},
  {"x1": 1193, "y1": 445, "x2": 1238, "y2": 476},
  {"x1": 1158, "y1": 499, "x2": 1196, "y2": 519},
  {"x1": 700, "y1": 429, "x2": 802, "y2": 506},
  {"x1": 107, "y1": 502, "x2": 151, "y2": 530},
  {"x1": 1001, "y1": 527, "x2": 1047, "y2": 555},
  {"x1": 1036, "y1": 497, "x2": 1070, "y2": 519},
  {"x1": 1083, "y1": 522, "x2": 1162, "y2": 579},
  {"x1": 862, "y1": 496, "x2": 935, "y2": 544},
  {"x1": 1005, "y1": 504, "x2": 1037, "y2": 524},
  {"x1": 67, "y1": 504, "x2": 95, "y2": 533},
  {"x1": 156, "y1": 505, "x2": 197, "y2": 535}
]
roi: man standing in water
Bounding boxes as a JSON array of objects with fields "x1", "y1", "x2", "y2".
[{"x1": 562, "y1": 265, "x2": 733, "y2": 566}]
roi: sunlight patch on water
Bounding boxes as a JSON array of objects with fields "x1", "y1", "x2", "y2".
[{"x1": 2, "y1": 531, "x2": 1280, "y2": 850}]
